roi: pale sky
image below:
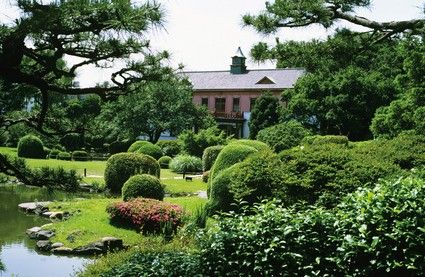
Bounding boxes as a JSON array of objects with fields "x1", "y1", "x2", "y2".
[{"x1": 0, "y1": 0, "x2": 423, "y2": 87}]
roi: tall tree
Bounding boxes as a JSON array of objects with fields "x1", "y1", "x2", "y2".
[
  {"x1": 249, "y1": 92, "x2": 280, "y2": 139},
  {"x1": 0, "y1": 0, "x2": 172, "y2": 182},
  {"x1": 101, "y1": 77, "x2": 212, "y2": 143},
  {"x1": 244, "y1": 1, "x2": 424, "y2": 140}
]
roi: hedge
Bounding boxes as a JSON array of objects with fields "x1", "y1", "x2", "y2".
[
  {"x1": 128, "y1": 141, "x2": 151, "y2": 152},
  {"x1": 202, "y1": 145, "x2": 223, "y2": 172},
  {"x1": 72, "y1": 150, "x2": 90, "y2": 161},
  {"x1": 122, "y1": 174, "x2": 164, "y2": 201},
  {"x1": 158, "y1": 156, "x2": 172, "y2": 169},
  {"x1": 104, "y1": 153, "x2": 160, "y2": 193},
  {"x1": 57, "y1": 151, "x2": 71, "y2": 161},
  {"x1": 156, "y1": 140, "x2": 181, "y2": 157},
  {"x1": 17, "y1": 135, "x2": 45, "y2": 159},
  {"x1": 302, "y1": 135, "x2": 349, "y2": 146},
  {"x1": 136, "y1": 143, "x2": 163, "y2": 160}
]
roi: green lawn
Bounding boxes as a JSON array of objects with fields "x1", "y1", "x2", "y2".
[
  {"x1": 46, "y1": 196, "x2": 207, "y2": 248},
  {"x1": 0, "y1": 147, "x2": 207, "y2": 194}
]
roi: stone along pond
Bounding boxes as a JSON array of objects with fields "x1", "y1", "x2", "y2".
[{"x1": 0, "y1": 184, "x2": 91, "y2": 277}]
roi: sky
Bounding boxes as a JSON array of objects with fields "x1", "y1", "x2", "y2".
[{"x1": 0, "y1": 0, "x2": 424, "y2": 87}]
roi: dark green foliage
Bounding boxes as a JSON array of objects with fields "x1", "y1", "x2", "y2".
[
  {"x1": 128, "y1": 141, "x2": 151, "y2": 153},
  {"x1": 4, "y1": 123, "x2": 33, "y2": 147},
  {"x1": 156, "y1": 140, "x2": 181, "y2": 157},
  {"x1": 302, "y1": 135, "x2": 349, "y2": 146},
  {"x1": 257, "y1": 120, "x2": 311, "y2": 152},
  {"x1": 105, "y1": 153, "x2": 160, "y2": 194},
  {"x1": 72, "y1": 150, "x2": 90, "y2": 161},
  {"x1": 57, "y1": 152, "x2": 71, "y2": 161},
  {"x1": 278, "y1": 143, "x2": 400, "y2": 207},
  {"x1": 178, "y1": 127, "x2": 228, "y2": 157},
  {"x1": 109, "y1": 140, "x2": 134, "y2": 155},
  {"x1": 136, "y1": 143, "x2": 163, "y2": 160},
  {"x1": 31, "y1": 166, "x2": 81, "y2": 192},
  {"x1": 0, "y1": 131, "x2": 8, "y2": 146},
  {"x1": 99, "y1": 251, "x2": 201, "y2": 277},
  {"x1": 17, "y1": 135, "x2": 45, "y2": 159},
  {"x1": 158, "y1": 156, "x2": 172, "y2": 169},
  {"x1": 200, "y1": 176, "x2": 425, "y2": 276},
  {"x1": 209, "y1": 144, "x2": 258, "y2": 186},
  {"x1": 169, "y1": 155, "x2": 202, "y2": 173},
  {"x1": 59, "y1": 133, "x2": 84, "y2": 152},
  {"x1": 248, "y1": 93, "x2": 279, "y2": 139},
  {"x1": 207, "y1": 151, "x2": 285, "y2": 214},
  {"x1": 48, "y1": 149, "x2": 60, "y2": 159},
  {"x1": 122, "y1": 174, "x2": 164, "y2": 201},
  {"x1": 228, "y1": 139, "x2": 270, "y2": 151},
  {"x1": 202, "y1": 145, "x2": 223, "y2": 171}
]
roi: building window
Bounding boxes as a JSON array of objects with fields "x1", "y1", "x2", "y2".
[
  {"x1": 232, "y1": 97, "x2": 240, "y2": 112},
  {"x1": 250, "y1": 97, "x2": 257, "y2": 111},
  {"x1": 201, "y1": 97, "x2": 209, "y2": 107},
  {"x1": 215, "y1": 98, "x2": 226, "y2": 113}
]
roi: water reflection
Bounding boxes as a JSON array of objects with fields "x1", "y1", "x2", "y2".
[{"x1": 0, "y1": 184, "x2": 91, "y2": 277}]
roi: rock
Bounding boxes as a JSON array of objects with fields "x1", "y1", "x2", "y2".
[
  {"x1": 26, "y1": 227, "x2": 42, "y2": 239},
  {"x1": 35, "y1": 230, "x2": 55, "y2": 240},
  {"x1": 52, "y1": 247, "x2": 73, "y2": 255},
  {"x1": 36, "y1": 240, "x2": 52, "y2": 251},
  {"x1": 49, "y1": 211, "x2": 64, "y2": 220},
  {"x1": 18, "y1": 202, "x2": 51, "y2": 213},
  {"x1": 101, "y1": 237, "x2": 123, "y2": 251},
  {"x1": 42, "y1": 211, "x2": 54, "y2": 218},
  {"x1": 51, "y1": 242, "x2": 64, "y2": 249},
  {"x1": 73, "y1": 243, "x2": 105, "y2": 255}
]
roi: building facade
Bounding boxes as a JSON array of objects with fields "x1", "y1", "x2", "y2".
[{"x1": 184, "y1": 48, "x2": 304, "y2": 138}]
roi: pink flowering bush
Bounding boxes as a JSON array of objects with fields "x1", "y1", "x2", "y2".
[{"x1": 107, "y1": 198, "x2": 184, "y2": 234}]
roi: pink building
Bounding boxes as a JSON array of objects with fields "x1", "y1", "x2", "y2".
[{"x1": 184, "y1": 48, "x2": 304, "y2": 138}]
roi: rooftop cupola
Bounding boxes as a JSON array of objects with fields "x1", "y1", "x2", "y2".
[{"x1": 230, "y1": 47, "x2": 247, "y2": 74}]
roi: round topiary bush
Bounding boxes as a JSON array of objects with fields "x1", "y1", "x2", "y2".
[
  {"x1": 72, "y1": 150, "x2": 90, "y2": 161},
  {"x1": 49, "y1": 149, "x2": 60, "y2": 159},
  {"x1": 302, "y1": 135, "x2": 349, "y2": 146},
  {"x1": 209, "y1": 144, "x2": 258, "y2": 186},
  {"x1": 228, "y1": 139, "x2": 270, "y2": 151},
  {"x1": 105, "y1": 152, "x2": 160, "y2": 193},
  {"x1": 158, "y1": 156, "x2": 172, "y2": 169},
  {"x1": 257, "y1": 120, "x2": 311, "y2": 152},
  {"x1": 17, "y1": 135, "x2": 45, "y2": 159},
  {"x1": 136, "y1": 143, "x2": 163, "y2": 160},
  {"x1": 202, "y1": 145, "x2": 224, "y2": 171},
  {"x1": 169, "y1": 155, "x2": 202, "y2": 173},
  {"x1": 57, "y1": 151, "x2": 71, "y2": 161},
  {"x1": 128, "y1": 141, "x2": 152, "y2": 152},
  {"x1": 122, "y1": 174, "x2": 165, "y2": 201},
  {"x1": 156, "y1": 140, "x2": 181, "y2": 157}
]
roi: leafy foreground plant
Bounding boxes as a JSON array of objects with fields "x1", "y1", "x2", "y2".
[{"x1": 200, "y1": 176, "x2": 425, "y2": 276}]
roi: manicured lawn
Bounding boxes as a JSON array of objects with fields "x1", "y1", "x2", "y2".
[
  {"x1": 46, "y1": 196, "x2": 207, "y2": 248},
  {"x1": 162, "y1": 178, "x2": 207, "y2": 194}
]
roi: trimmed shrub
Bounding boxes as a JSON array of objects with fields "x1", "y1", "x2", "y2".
[
  {"x1": 228, "y1": 139, "x2": 270, "y2": 151},
  {"x1": 257, "y1": 120, "x2": 311, "y2": 152},
  {"x1": 169, "y1": 155, "x2": 202, "y2": 173},
  {"x1": 158, "y1": 156, "x2": 172, "y2": 169},
  {"x1": 202, "y1": 145, "x2": 223, "y2": 171},
  {"x1": 49, "y1": 149, "x2": 60, "y2": 159},
  {"x1": 109, "y1": 139, "x2": 134, "y2": 155},
  {"x1": 72, "y1": 150, "x2": 90, "y2": 161},
  {"x1": 200, "y1": 176, "x2": 425, "y2": 276},
  {"x1": 104, "y1": 153, "x2": 160, "y2": 193},
  {"x1": 107, "y1": 198, "x2": 184, "y2": 234},
  {"x1": 302, "y1": 135, "x2": 349, "y2": 146},
  {"x1": 207, "y1": 151, "x2": 285, "y2": 214},
  {"x1": 278, "y1": 143, "x2": 400, "y2": 207},
  {"x1": 136, "y1": 143, "x2": 163, "y2": 160},
  {"x1": 209, "y1": 144, "x2": 258, "y2": 187},
  {"x1": 57, "y1": 152, "x2": 71, "y2": 161},
  {"x1": 156, "y1": 140, "x2": 181, "y2": 157},
  {"x1": 128, "y1": 140, "x2": 151, "y2": 152},
  {"x1": 17, "y1": 135, "x2": 45, "y2": 159},
  {"x1": 122, "y1": 174, "x2": 165, "y2": 201}
]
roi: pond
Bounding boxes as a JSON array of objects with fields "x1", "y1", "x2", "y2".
[{"x1": 0, "y1": 184, "x2": 92, "y2": 277}]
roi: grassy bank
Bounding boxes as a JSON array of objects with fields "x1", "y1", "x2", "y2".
[{"x1": 45, "y1": 196, "x2": 207, "y2": 249}]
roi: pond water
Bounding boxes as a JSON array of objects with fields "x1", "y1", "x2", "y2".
[{"x1": 0, "y1": 184, "x2": 91, "y2": 277}]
